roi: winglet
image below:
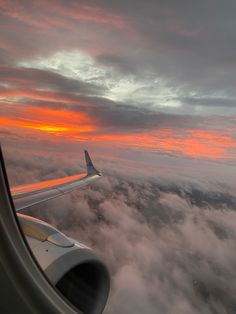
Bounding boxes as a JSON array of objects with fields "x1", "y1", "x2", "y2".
[{"x1": 84, "y1": 150, "x2": 101, "y2": 176}]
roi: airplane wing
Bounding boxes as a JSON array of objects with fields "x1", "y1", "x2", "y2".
[
  {"x1": 11, "y1": 150, "x2": 101, "y2": 211},
  {"x1": 0, "y1": 146, "x2": 110, "y2": 314}
]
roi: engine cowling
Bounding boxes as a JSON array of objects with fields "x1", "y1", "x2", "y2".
[{"x1": 17, "y1": 213, "x2": 110, "y2": 314}]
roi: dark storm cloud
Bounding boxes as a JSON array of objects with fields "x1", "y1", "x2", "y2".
[{"x1": 5, "y1": 149, "x2": 236, "y2": 314}]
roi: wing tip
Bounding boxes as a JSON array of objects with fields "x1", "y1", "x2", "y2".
[{"x1": 84, "y1": 150, "x2": 101, "y2": 176}]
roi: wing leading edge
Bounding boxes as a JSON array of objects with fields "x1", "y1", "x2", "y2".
[{"x1": 11, "y1": 150, "x2": 101, "y2": 211}]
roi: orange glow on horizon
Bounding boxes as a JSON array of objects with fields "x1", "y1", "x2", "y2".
[
  {"x1": 0, "y1": 89, "x2": 85, "y2": 106},
  {"x1": 29, "y1": 125, "x2": 70, "y2": 133},
  {"x1": 1, "y1": 104, "x2": 235, "y2": 160},
  {"x1": 0, "y1": 106, "x2": 95, "y2": 134},
  {"x1": 91, "y1": 130, "x2": 236, "y2": 159}
]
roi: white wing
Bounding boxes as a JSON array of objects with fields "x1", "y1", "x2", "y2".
[{"x1": 11, "y1": 150, "x2": 101, "y2": 211}]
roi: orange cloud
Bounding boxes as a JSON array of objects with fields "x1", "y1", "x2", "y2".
[
  {"x1": 91, "y1": 129, "x2": 236, "y2": 159},
  {"x1": 1, "y1": 103, "x2": 235, "y2": 159},
  {"x1": 0, "y1": 106, "x2": 95, "y2": 135}
]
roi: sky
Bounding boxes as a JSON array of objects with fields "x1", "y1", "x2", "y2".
[
  {"x1": 1, "y1": 0, "x2": 236, "y2": 162},
  {"x1": 1, "y1": 1, "x2": 236, "y2": 313}
]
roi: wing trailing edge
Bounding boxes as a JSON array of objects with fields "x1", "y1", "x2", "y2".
[{"x1": 11, "y1": 150, "x2": 101, "y2": 211}]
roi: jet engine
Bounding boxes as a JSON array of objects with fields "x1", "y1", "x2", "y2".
[{"x1": 17, "y1": 213, "x2": 110, "y2": 314}]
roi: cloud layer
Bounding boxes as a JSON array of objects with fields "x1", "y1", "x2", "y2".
[{"x1": 5, "y1": 148, "x2": 236, "y2": 314}]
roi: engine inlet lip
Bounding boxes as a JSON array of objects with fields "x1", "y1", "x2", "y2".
[{"x1": 44, "y1": 246, "x2": 110, "y2": 314}]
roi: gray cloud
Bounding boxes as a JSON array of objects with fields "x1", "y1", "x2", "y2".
[
  {"x1": 1, "y1": 0, "x2": 236, "y2": 114},
  {"x1": 0, "y1": 65, "x2": 104, "y2": 95},
  {"x1": 92, "y1": 1, "x2": 236, "y2": 110},
  {"x1": 179, "y1": 97, "x2": 236, "y2": 108}
]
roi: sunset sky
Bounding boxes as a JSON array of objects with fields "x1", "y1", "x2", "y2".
[{"x1": 1, "y1": 0, "x2": 236, "y2": 167}]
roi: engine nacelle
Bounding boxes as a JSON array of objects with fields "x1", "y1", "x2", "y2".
[{"x1": 17, "y1": 213, "x2": 110, "y2": 314}]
